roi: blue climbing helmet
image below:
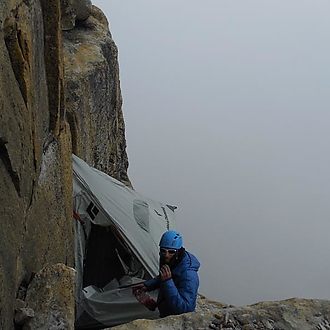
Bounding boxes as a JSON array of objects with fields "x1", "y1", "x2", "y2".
[{"x1": 159, "y1": 230, "x2": 183, "y2": 249}]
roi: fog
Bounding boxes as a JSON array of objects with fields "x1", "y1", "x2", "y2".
[{"x1": 92, "y1": 0, "x2": 330, "y2": 306}]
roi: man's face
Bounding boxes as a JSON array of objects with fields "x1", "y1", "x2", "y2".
[{"x1": 160, "y1": 248, "x2": 177, "y2": 264}]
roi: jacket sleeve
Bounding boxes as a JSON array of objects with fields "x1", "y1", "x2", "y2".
[
  {"x1": 144, "y1": 275, "x2": 161, "y2": 292},
  {"x1": 161, "y1": 268, "x2": 199, "y2": 314}
]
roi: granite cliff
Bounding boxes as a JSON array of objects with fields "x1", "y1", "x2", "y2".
[
  {"x1": 1, "y1": 0, "x2": 128, "y2": 328},
  {"x1": 0, "y1": 0, "x2": 329, "y2": 329}
]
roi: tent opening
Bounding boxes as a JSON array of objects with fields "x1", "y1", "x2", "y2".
[{"x1": 83, "y1": 224, "x2": 131, "y2": 288}]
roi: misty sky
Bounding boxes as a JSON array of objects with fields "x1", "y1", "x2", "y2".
[{"x1": 92, "y1": 0, "x2": 330, "y2": 306}]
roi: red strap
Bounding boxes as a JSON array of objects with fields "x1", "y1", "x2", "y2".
[{"x1": 73, "y1": 210, "x2": 84, "y2": 225}]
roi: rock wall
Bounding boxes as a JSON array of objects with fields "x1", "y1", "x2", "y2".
[
  {"x1": 63, "y1": 4, "x2": 130, "y2": 186},
  {"x1": 0, "y1": 0, "x2": 130, "y2": 328}
]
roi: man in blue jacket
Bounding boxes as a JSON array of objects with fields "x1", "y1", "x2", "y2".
[{"x1": 135, "y1": 230, "x2": 200, "y2": 317}]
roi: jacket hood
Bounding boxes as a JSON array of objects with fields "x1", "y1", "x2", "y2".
[{"x1": 172, "y1": 250, "x2": 200, "y2": 275}]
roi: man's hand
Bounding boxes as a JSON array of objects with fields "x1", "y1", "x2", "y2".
[{"x1": 159, "y1": 264, "x2": 172, "y2": 282}]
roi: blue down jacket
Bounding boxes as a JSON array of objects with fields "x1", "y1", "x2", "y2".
[{"x1": 144, "y1": 251, "x2": 200, "y2": 317}]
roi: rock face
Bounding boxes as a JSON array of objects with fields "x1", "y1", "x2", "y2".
[
  {"x1": 1, "y1": 1, "x2": 74, "y2": 329},
  {"x1": 0, "y1": 0, "x2": 130, "y2": 328},
  {"x1": 63, "y1": 5, "x2": 130, "y2": 186},
  {"x1": 0, "y1": 0, "x2": 329, "y2": 329}
]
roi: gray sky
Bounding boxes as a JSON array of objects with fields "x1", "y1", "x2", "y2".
[{"x1": 92, "y1": 0, "x2": 330, "y2": 306}]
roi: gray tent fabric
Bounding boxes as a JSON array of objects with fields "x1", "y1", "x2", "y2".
[
  {"x1": 75, "y1": 277, "x2": 159, "y2": 329},
  {"x1": 72, "y1": 155, "x2": 177, "y2": 328}
]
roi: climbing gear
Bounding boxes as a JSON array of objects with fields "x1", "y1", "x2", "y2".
[
  {"x1": 159, "y1": 230, "x2": 183, "y2": 249},
  {"x1": 132, "y1": 287, "x2": 157, "y2": 311}
]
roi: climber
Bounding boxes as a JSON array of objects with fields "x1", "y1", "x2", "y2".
[{"x1": 132, "y1": 230, "x2": 200, "y2": 317}]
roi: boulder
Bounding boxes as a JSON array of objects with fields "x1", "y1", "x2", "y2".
[
  {"x1": 61, "y1": 0, "x2": 92, "y2": 30},
  {"x1": 22, "y1": 263, "x2": 76, "y2": 330}
]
